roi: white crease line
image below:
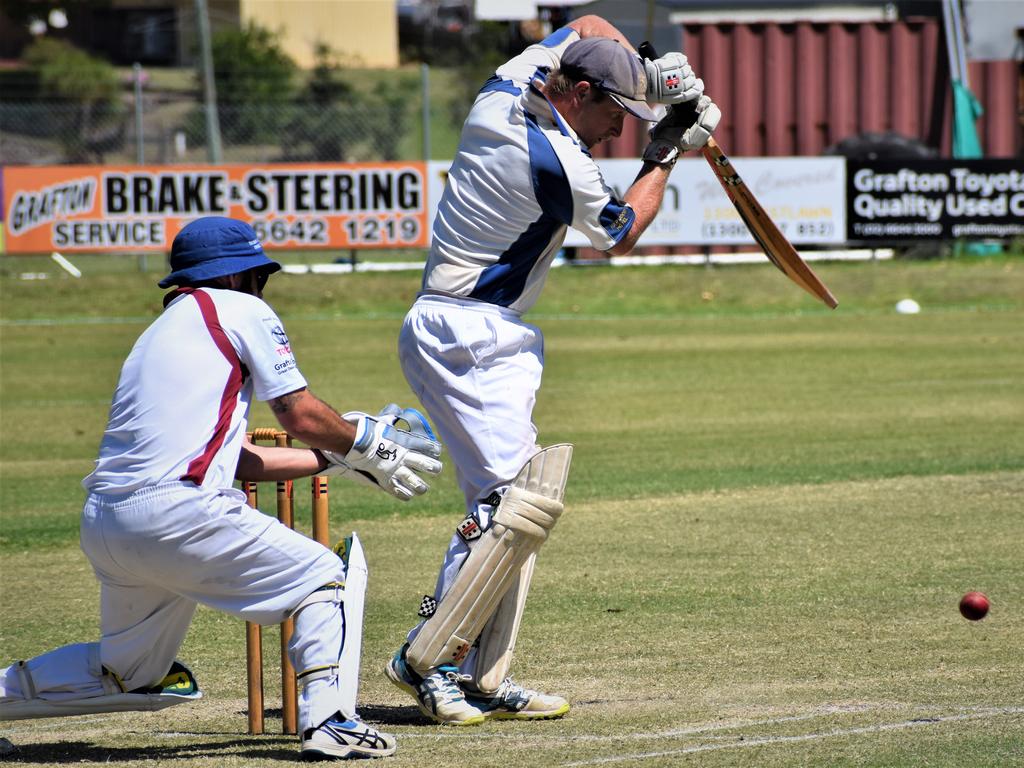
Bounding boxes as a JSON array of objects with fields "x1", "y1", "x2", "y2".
[
  {"x1": 396, "y1": 704, "x2": 875, "y2": 742},
  {"x1": 560, "y1": 708, "x2": 1024, "y2": 766},
  {"x1": 572, "y1": 706, "x2": 874, "y2": 742}
]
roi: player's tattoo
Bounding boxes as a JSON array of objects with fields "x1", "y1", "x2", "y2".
[{"x1": 270, "y1": 389, "x2": 306, "y2": 414}]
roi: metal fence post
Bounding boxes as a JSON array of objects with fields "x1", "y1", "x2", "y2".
[
  {"x1": 195, "y1": 0, "x2": 222, "y2": 163},
  {"x1": 421, "y1": 62, "x2": 430, "y2": 161},
  {"x1": 133, "y1": 63, "x2": 145, "y2": 164}
]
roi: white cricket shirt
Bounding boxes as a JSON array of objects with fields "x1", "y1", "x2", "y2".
[
  {"x1": 83, "y1": 288, "x2": 307, "y2": 494},
  {"x1": 422, "y1": 26, "x2": 635, "y2": 314}
]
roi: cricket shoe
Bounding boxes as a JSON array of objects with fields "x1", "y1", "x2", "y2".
[
  {"x1": 129, "y1": 661, "x2": 199, "y2": 696},
  {"x1": 300, "y1": 715, "x2": 396, "y2": 760},
  {"x1": 463, "y1": 678, "x2": 570, "y2": 720},
  {"x1": 384, "y1": 647, "x2": 484, "y2": 726}
]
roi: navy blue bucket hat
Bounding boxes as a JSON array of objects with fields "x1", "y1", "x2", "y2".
[{"x1": 159, "y1": 217, "x2": 281, "y2": 288}]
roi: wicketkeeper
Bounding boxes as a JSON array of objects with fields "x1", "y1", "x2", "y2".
[
  {"x1": 385, "y1": 15, "x2": 720, "y2": 724},
  {"x1": 0, "y1": 216, "x2": 443, "y2": 760}
]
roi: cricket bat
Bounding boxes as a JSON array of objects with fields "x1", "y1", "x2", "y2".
[{"x1": 639, "y1": 43, "x2": 839, "y2": 309}]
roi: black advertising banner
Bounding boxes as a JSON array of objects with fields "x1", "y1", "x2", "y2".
[{"x1": 847, "y1": 159, "x2": 1024, "y2": 241}]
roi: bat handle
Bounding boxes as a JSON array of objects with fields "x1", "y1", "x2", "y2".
[{"x1": 639, "y1": 40, "x2": 701, "y2": 127}]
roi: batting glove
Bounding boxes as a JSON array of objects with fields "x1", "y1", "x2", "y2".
[
  {"x1": 678, "y1": 95, "x2": 721, "y2": 151},
  {"x1": 644, "y1": 52, "x2": 703, "y2": 105},
  {"x1": 320, "y1": 406, "x2": 442, "y2": 501},
  {"x1": 642, "y1": 95, "x2": 722, "y2": 166}
]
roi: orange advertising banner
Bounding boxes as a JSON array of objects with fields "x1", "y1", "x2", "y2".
[{"x1": 2, "y1": 162, "x2": 429, "y2": 253}]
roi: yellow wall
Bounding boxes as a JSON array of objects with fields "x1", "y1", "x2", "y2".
[{"x1": 239, "y1": 0, "x2": 398, "y2": 68}]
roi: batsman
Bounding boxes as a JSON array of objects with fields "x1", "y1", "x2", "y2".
[{"x1": 386, "y1": 15, "x2": 721, "y2": 724}]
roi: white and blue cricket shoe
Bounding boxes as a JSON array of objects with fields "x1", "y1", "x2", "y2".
[
  {"x1": 463, "y1": 677, "x2": 569, "y2": 720},
  {"x1": 300, "y1": 714, "x2": 397, "y2": 760},
  {"x1": 384, "y1": 646, "x2": 484, "y2": 726}
]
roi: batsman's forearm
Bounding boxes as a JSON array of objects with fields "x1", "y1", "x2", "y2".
[
  {"x1": 567, "y1": 15, "x2": 637, "y2": 51},
  {"x1": 610, "y1": 162, "x2": 673, "y2": 255}
]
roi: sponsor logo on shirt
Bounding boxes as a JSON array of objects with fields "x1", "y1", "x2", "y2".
[
  {"x1": 262, "y1": 319, "x2": 292, "y2": 356},
  {"x1": 270, "y1": 325, "x2": 289, "y2": 345}
]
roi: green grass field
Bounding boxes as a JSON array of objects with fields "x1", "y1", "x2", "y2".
[{"x1": 1, "y1": 256, "x2": 1022, "y2": 765}]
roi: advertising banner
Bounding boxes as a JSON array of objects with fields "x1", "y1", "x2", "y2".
[
  {"x1": 847, "y1": 159, "x2": 1024, "y2": 240},
  {"x1": 428, "y1": 157, "x2": 846, "y2": 249},
  {"x1": 2, "y1": 162, "x2": 430, "y2": 253},
  {"x1": 564, "y1": 156, "x2": 847, "y2": 247}
]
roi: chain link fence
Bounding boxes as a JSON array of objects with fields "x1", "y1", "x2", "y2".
[{"x1": 1, "y1": 88, "x2": 429, "y2": 166}]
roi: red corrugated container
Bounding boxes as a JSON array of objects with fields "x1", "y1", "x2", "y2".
[
  {"x1": 583, "y1": 16, "x2": 1021, "y2": 256},
  {"x1": 597, "y1": 16, "x2": 1019, "y2": 159}
]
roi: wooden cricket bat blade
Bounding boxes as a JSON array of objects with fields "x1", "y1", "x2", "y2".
[{"x1": 701, "y1": 139, "x2": 838, "y2": 309}]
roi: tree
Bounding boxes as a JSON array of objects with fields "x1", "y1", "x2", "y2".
[
  {"x1": 281, "y1": 42, "x2": 354, "y2": 160},
  {"x1": 22, "y1": 37, "x2": 124, "y2": 162},
  {"x1": 202, "y1": 21, "x2": 297, "y2": 144},
  {"x1": 281, "y1": 43, "x2": 412, "y2": 162}
]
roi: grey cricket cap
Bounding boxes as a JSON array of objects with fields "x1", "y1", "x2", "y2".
[{"x1": 559, "y1": 37, "x2": 659, "y2": 121}]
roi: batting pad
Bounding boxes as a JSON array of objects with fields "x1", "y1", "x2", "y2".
[
  {"x1": 0, "y1": 657, "x2": 201, "y2": 721},
  {"x1": 337, "y1": 532, "x2": 367, "y2": 719},
  {"x1": 473, "y1": 553, "x2": 536, "y2": 694},
  {"x1": 406, "y1": 444, "x2": 573, "y2": 676},
  {"x1": 0, "y1": 689, "x2": 200, "y2": 721},
  {"x1": 291, "y1": 534, "x2": 368, "y2": 723}
]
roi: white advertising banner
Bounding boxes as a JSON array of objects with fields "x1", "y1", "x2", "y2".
[
  {"x1": 474, "y1": 0, "x2": 538, "y2": 21},
  {"x1": 427, "y1": 156, "x2": 846, "y2": 248},
  {"x1": 475, "y1": 0, "x2": 592, "y2": 20},
  {"x1": 568, "y1": 156, "x2": 847, "y2": 247}
]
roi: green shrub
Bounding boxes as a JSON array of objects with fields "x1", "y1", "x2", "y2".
[
  {"x1": 21, "y1": 37, "x2": 124, "y2": 161},
  {"x1": 279, "y1": 43, "x2": 412, "y2": 161},
  {"x1": 192, "y1": 20, "x2": 297, "y2": 145}
]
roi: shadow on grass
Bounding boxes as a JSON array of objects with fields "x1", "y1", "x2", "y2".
[
  {"x1": 243, "y1": 703, "x2": 427, "y2": 728},
  {"x1": 0, "y1": 736, "x2": 295, "y2": 763},
  {"x1": 0, "y1": 705, "x2": 449, "y2": 763},
  {"x1": 359, "y1": 703, "x2": 433, "y2": 727}
]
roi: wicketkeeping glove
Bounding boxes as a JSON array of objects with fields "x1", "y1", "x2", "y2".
[
  {"x1": 320, "y1": 405, "x2": 443, "y2": 501},
  {"x1": 644, "y1": 52, "x2": 703, "y2": 105},
  {"x1": 642, "y1": 95, "x2": 722, "y2": 166}
]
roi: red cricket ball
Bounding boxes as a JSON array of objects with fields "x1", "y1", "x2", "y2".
[{"x1": 959, "y1": 591, "x2": 990, "y2": 621}]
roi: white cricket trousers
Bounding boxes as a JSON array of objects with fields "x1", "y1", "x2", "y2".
[
  {"x1": 398, "y1": 294, "x2": 544, "y2": 612},
  {"x1": 0, "y1": 481, "x2": 348, "y2": 731}
]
